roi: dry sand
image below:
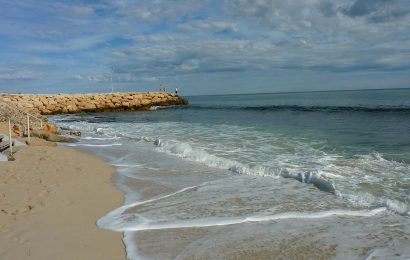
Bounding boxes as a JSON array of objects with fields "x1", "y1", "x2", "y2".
[{"x1": 0, "y1": 137, "x2": 125, "y2": 259}]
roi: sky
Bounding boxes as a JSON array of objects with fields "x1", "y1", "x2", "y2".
[{"x1": 0, "y1": 0, "x2": 410, "y2": 95}]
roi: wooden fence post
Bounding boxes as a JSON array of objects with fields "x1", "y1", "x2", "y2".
[
  {"x1": 8, "y1": 118, "x2": 12, "y2": 154},
  {"x1": 27, "y1": 114, "x2": 31, "y2": 143}
]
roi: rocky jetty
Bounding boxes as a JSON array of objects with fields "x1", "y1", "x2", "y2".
[{"x1": 0, "y1": 92, "x2": 188, "y2": 115}]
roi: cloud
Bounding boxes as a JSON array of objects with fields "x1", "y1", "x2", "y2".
[
  {"x1": 1, "y1": 0, "x2": 410, "y2": 94},
  {"x1": 142, "y1": 77, "x2": 159, "y2": 82},
  {"x1": 0, "y1": 67, "x2": 41, "y2": 81},
  {"x1": 73, "y1": 73, "x2": 159, "y2": 83},
  {"x1": 227, "y1": 0, "x2": 330, "y2": 30},
  {"x1": 343, "y1": 0, "x2": 391, "y2": 17},
  {"x1": 342, "y1": 0, "x2": 410, "y2": 22},
  {"x1": 16, "y1": 34, "x2": 114, "y2": 52},
  {"x1": 178, "y1": 20, "x2": 239, "y2": 32},
  {"x1": 114, "y1": 0, "x2": 204, "y2": 22},
  {"x1": 73, "y1": 74, "x2": 104, "y2": 81},
  {"x1": 110, "y1": 38, "x2": 279, "y2": 77}
]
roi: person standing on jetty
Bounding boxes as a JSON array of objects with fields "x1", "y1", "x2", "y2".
[{"x1": 175, "y1": 87, "x2": 178, "y2": 94}]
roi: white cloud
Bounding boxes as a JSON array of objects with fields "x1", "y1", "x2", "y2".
[
  {"x1": 0, "y1": 68, "x2": 41, "y2": 81},
  {"x1": 142, "y1": 77, "x2": 158, "y2": 82},
  {"x1": 16, "y1": 34, "x2": 113, "y2": 52},
  {"x1": 74, "y1": 74, "x2": 84, "y2": 80},
  {"x1": 179, "y1": 20, "x2": 239, "y2": 32},
  {"x1": 115, "y1": 0, "x2": 204, "y2": 22}
]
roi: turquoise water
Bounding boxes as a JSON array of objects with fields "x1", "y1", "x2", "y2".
[{"x1": 52, "y1": 88, "x2": 410, "y2": 259}]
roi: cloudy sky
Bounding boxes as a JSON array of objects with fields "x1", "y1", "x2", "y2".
[{"x1": 1, "y1": 0, "x2": 410, "y2": 95}]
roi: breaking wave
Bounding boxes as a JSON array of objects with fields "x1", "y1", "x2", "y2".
[{"x1": 153, "y1": 138, "x2": 409, "y2": 215}]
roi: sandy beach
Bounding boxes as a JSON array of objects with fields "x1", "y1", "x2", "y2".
[{"x1": 0, "y1": 137, "x2": 125, "y2": 259}]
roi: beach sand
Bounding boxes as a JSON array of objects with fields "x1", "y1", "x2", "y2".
[{"x1": 0, "y1": 137, "x2": 125, "y2": 259}]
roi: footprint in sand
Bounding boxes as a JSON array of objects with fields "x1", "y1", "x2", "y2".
[{"x1": 19, "y1": 205, "x2": 33, "y2": 214}]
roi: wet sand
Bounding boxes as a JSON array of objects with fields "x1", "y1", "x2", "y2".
[{"x1": 0, "y1": 137, "x2": 125, "y2": 259}]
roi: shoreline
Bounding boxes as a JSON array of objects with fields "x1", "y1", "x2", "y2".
[{"x1": 0, "y1": 138, "x2": 126, "y2": 259}]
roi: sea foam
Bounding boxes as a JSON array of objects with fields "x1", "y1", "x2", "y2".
[
  {"x1": 65, "y1": 143, "x2": 123, "y2": 147},
  {"x1": 156, "y1": 140, "x2": 336, "y2": 193},
  {"x1": 97, "y1": 184, "x2": 387, "y2": 232}
]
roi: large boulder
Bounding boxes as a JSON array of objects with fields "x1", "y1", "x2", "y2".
[{"x1": 43, "y1": 123, "x2": 58, "y2": 134}]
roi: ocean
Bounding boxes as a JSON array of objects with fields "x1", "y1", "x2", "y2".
[{"x1": 52, "y1": 88, "x2": 410, "y2": 259}]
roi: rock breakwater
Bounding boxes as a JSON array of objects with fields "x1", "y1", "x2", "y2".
[{"x1": 0, "y1": 92, "x2": 188, "y2": 115}]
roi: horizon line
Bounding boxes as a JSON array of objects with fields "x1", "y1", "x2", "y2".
[{"x1": 184, "y1": 87, "x2": 410, "y2": 98}]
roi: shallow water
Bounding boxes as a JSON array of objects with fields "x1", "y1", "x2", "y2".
[{"x1": 53, "y1": 89, "x2": 410, "y2": 259}]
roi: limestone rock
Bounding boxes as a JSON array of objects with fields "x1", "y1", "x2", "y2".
[
  {"x1": 43, "y1": 123, "x2": 58, "y2": 134},
  {"x1": 31, "y1": 130, "x2": 78, "y2": 143},
  {"x1": 12, "y1": 124, "x2": 24, "y2": 136},
  {"x1": 69, "y1": 131, "x2": 81, "y2": 137}
]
